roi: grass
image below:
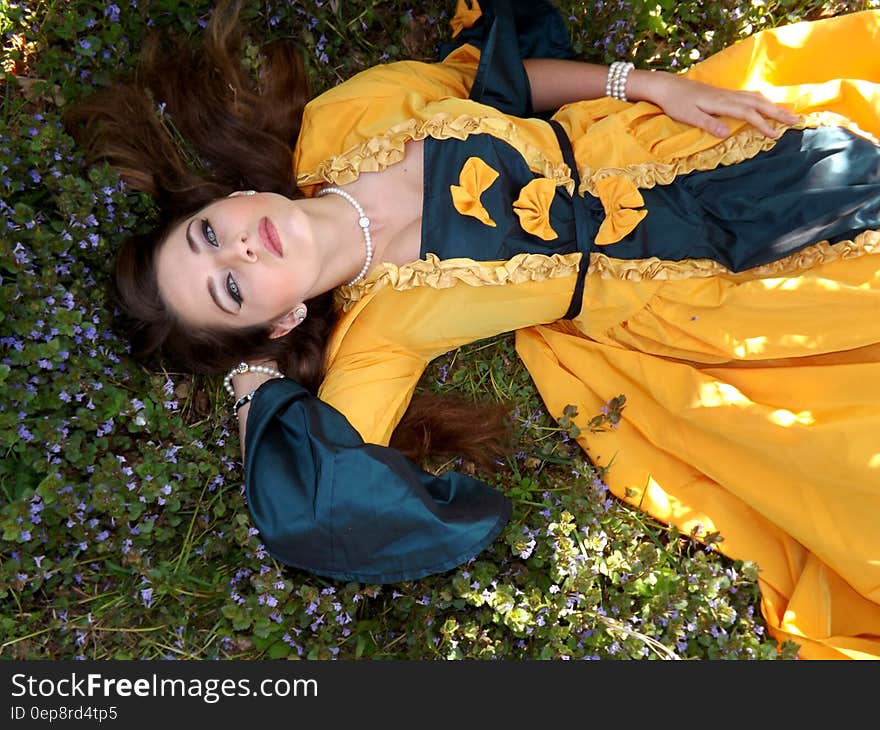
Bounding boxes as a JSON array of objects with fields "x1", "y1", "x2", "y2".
[{"x1": 3, "y1": 0, "x2": 873, "y2": 661}]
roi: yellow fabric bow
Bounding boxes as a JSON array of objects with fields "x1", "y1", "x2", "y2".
[
  {"x1": 513, "y1": 177, "x2": 559, "y2": 241},
  {"x1": 450, "y1": 156, "x2": 499, "y2": 227},
  {"x1": 450, "y1": 0, "x2": 483, "y2": 38},
  {"x1": 594, "y1": 175, "x2": 648, "y2": 246}
]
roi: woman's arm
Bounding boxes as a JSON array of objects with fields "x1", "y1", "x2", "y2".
[
  {"x1": 229, "y1": 368, "x2": 275, "y2": 461},
  {"x1": 523, "y1": 58, "x2": 798, "y2": 138}
]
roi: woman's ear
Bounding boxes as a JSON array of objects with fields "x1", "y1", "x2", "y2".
[{"x1": 269, "y1": 305, "x2": 307, "y2": 339}]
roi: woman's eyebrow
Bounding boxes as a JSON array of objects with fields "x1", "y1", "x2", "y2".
[
  {"x1": 185, "y1": 219, "x2": 200, "y2": 254},
  {"x1": 207, "y1": 279, "x2": 235, "y2": 315}
]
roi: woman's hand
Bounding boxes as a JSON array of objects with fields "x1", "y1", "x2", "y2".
[{"x1": 628, "y1": 70, "x2": 799, "y2": 138}]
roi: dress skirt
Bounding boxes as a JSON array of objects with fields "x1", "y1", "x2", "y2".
[{"x1": 517, "y1": 10, "x2": 880, "y2": 660}]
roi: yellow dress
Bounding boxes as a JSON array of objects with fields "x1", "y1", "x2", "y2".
[{"x1": 287, "y1": 7, "x2": 880, "y2": 659}]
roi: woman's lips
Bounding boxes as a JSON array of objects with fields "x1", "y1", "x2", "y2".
[{"x1": 259, "y1": 217, "x2": 283, "y2": 257}]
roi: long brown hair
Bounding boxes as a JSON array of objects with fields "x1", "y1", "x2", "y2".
[
  {"x1": 65, "y1": 1, "x2": 513, "y2": 470},
  {"x1": 65, "y1": 1, "x2": 308, "y2": 217}
]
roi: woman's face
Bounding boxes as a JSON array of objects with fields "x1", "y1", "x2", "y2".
[{"x1": 156, "y1": 192, "x2": 318, "y2": 337}]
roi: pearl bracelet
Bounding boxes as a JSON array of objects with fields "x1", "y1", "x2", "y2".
[
  {"x1": 606, "y1": 61, "x2": 635, "y2": 102},
  {"x1": 223, "y1": 361, "x2": 285, "y2": 399}
]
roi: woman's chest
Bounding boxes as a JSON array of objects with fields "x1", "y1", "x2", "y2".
[{"x1": 345, "y1": 138, "x2": 426, "y2": 267}]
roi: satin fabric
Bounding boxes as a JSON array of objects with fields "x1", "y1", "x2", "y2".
[{"x1": 245, "y1": 379, "x2": 510, "y2": 583}]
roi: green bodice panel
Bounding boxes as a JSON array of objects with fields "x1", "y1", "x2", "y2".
[{"x1": 422, "y1": 125, "x2": 880, "y2": 276}]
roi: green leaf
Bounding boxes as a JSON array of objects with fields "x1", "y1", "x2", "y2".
[{"x1": 267, "y1": 640, "x2": 291, "y2": 659}]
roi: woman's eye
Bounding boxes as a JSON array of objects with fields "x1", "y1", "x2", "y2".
[
  {"x1": 226, "y1": 273, "x2": 242, "y2": 305},
  {"x1": 201, "y1": 219, "x2": 219, "y2": 246}
]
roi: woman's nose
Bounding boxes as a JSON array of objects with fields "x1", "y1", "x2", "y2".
[{"x1": 228, "y1": 233, "x2": 257, "y2": 263}]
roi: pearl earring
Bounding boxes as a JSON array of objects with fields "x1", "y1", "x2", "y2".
[{"x1": 294, "y1": 306, "x2": 307, "y2": 323}]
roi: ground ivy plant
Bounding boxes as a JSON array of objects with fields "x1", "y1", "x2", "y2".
[{"x1": 3, "y1": 0, "x2": 861, "y2": 660}]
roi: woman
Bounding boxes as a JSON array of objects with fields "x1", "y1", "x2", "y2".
[{"x1": 69, "y1": 1, "x2": 880, "y2": 659}]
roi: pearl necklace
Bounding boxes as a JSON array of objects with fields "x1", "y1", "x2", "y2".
[{"x1": 317, "y1": 186, "x2": 374, "y2": 286}]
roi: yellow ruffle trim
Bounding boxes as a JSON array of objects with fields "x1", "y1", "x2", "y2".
[
  {"x1": 579, "y1": 111, "x2": 878, "y2": 197},
  {"x1": 335, "y1": 251, "x2": 582, "y2": 311},
  {"x1": 451, "y1": 157, "x2": 499, "y2": 226},
  {"x1": 587, "y1": 229, "x2": 880, "y2": 282},
  {"x1": 297, "y1": 112, "x2": 575, "y2": 195},
  {"x1": 450, "y1": 0, "x2": 482, "y2": 38}
]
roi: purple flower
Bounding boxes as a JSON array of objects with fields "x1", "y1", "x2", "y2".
[
  {"x1": 98, "y1": 419, "x2": 114, "y2": 439},
  {"x1": 140, "y1": 587, "x2": 154, "y2": 607},
  {"x1": 13, "y1": 243, "x2": 30, "y2": 265}
]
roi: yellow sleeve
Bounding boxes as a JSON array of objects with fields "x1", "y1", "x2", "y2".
[
  {"x1": 318, "y1": 262, "x2": 576, "y2": 445},
  {"x1": 294, "y1": 45, "x2": 482, "y2": 186}
]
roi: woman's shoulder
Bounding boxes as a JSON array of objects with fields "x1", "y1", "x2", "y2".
[
  {"x1": 305, "y1": 50, "x2": 480, "y2": 109},
  {"x1": 293, "y1": 53, "x2": 487, "y2": 190}
]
